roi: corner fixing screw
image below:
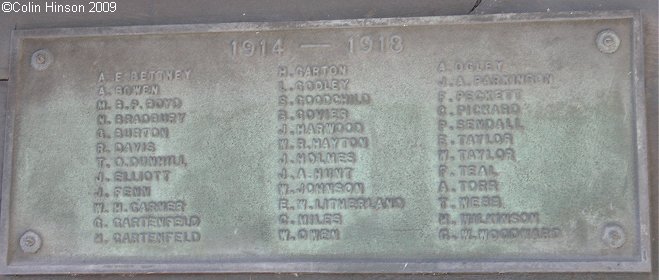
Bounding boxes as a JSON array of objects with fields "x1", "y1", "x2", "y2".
[
  {"x1": 602, "y1": 223, "x2": 625, "y2": 249},
  {"x1": 596, "y1": 29, "x2": 620, "y2": 54},
  {"x1": 19, "y1": 230, "x2": 42, "y2": 253},
  {"x1": 30, "y1": 49, "x2": 53, "y2": 70}
]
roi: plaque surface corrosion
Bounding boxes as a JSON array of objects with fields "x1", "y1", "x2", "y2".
[{"x1": 0, "y1": 11, "x2": 650, "y2": 274}]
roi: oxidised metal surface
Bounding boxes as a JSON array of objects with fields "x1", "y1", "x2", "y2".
[{"x1": 0, "y1": 11, "x2": 650, "y2": 274}]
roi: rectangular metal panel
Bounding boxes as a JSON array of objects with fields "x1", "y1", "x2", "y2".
[{"x1": 0, "y1": 11, "x2": 650, "y2": 274}]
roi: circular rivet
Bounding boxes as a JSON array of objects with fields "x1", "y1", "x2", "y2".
[
  {"x1": 19, "y1": 230, "x2": 42, "y2": 253},
  {"x1": 596, "y1": 29, "x2": 620, "y2": 54},
  {"x1": 602, "y1": 223, "x2": 625, "y2": 248},
  {"x1": 30, "y1": 49, "x2": 53, "y2": 70}
]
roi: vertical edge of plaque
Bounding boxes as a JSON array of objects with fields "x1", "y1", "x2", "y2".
[
  {"x1": 631, "y1": 10, "x2": 652, "y2": 272},
  {"x1": 0, "y1": 28, "x2": 19, "y2": 275},
  {"x1": 0, "y1": 10, "x2": 652, "y2": 275},
  {"x1": 0, "y1": 80, "x2": 6, "y2": 275}
]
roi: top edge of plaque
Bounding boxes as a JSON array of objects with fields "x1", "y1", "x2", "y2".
[{"x1": 7, "y1": 10, "x2": 641, "y2": 39}]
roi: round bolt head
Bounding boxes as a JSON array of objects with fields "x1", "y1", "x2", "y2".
[
  {"x1": 596, "y1": 29, "x2": 620, "y2": 54},
  {"x1": 601, "y1": 224, "x2": 625, "y2": 248},
  {"x1": 19, "y1": 230, "x2": 42, "y2": 253},
  {"x1": 30, "y1": 49, "x2": 53, "y2": 70}
]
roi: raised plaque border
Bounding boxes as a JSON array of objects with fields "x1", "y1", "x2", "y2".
[{"x1": 0, "y1": 10, "x2": 650, "y2": 274}]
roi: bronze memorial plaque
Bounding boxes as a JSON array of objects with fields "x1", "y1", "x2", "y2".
[{"x1": 0, "y1": 11, "x2": 650, "y2": 274}]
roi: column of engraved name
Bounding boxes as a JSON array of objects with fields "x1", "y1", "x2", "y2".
[
  {"x1": 91, "y1": 69, "x2": 201, "y2": 245},
  {"x1": 436, "y1": 60, "x2": 562, "y2": 241},
  {"x1": 275, "y1": 64, "x2": 383, "y2": 242},
  {"x1": 93, "y1": 70, "x2": 111, "y2": 244}
]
